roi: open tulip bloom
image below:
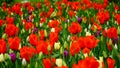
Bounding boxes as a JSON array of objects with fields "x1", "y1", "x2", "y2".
[{"x1": 0, "y1": 0, "x2": 120, "y2": 68}]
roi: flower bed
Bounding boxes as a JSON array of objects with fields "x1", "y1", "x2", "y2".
[{"x1": 0, "y1": 0, "x2": 120, "y2": 68}]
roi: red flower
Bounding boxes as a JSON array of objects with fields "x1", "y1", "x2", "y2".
[
  {"x1": 115, "y1": 14, "x2": 120, "y2": 25},
  {"x1": 49, "y1": 32, "x2": 58, "y2": 47},
  {"x1": 71, "y1": 2, "x2": 80, "y2": 10},
  {"x1": 27, "y1": 5, "x2": 34, "y2": 11},
  {"x1": 0, "y1": 39, "x2": 7, "y2": 54},
  {"x1": 40, "y1": 17, "x2": 46, "y2": 23},
  {"x1": 82, "y1": 48, "x2": 90, "y2": 54},
  {"x1": 70, "y1": 41, "x2": 81, "y2": 56},
  {"x1": 83, "y1": 36, "x2": 99, "y2": 49},
  {"x1": 106, "y1": 27, "x2": 118, "y2": 38},
  {"x1": 48, "y1": 20, "x2": 59, "y2": 28},
  {"x1": 68, "y1": 10, "x2": 76, "y2": 18},
  {"x1": 20, "y1": 46, "x2": 36, "y2": 62},
  {"x1": 40, "y1": 30, "x2": 44, "y2": 40},
  {"x1": 36, "y1": 40, "x2": 49, "y2": 54},
  {"x1": 8, "y1": 37, "x2": 21, "y2": 50},
  {"x1": 72, "y1": 57, "x2": 99, "y2": 68},
  {"x1": 62, "y1": 0, "x2": 68, "y2": 3},
  {"x1": 91, "y1": 23, "x2": 102, "y2": 31},
  {"x1": 40, "y1": 12, "x2": 46, "y2": 17},
  {"x1": 5, "y1": 24, "x2": 19, "y2": 36},
  {"x1": 107, "y1": 42, "x2": 112, "y2": 51},
  {"x1": 29, "y1": 34, "x2": 38, "y2": 46},
  {"x1": 103, "y1": 0, "x2": 108, "y2": 8},
  {"x1": 107, "y1": 58, "x2": 115, "y2": 68},
  {"x1": 43, "y1": 58, "x2": 52, "y2": 68},
  {"x1": 24, "y1": 22, "x2": 34, "y2": 31},
  {"x1": 68, "y1": 22, "x2": 82, "y2": 34},
  {"x1": 11, "y1": 3, "x2": 21, "y2": 14},
  {"x1": 114, "y1": 4, "x2": 119, "y2": 11},
  {"x1": 54, "y1": 26, "x2": 62, "y2": 33},
  {"x1": 93, "y1": 3, "x2": 103, "y2": 10},
  {"x1": 0, "y1": 19, "x2": 3, "y2": 27},
  {"x1": 36, "y1": 2, "x2": 41, "y2": 9},
  {"x1": 97, "y1": 10, "x2": 110, "y2": 24},
  {"x1": 6, "y1": 17, "x2": 14, "y2": 24},
  {"x1": 47, "y1": 7, "x2": 54, "y2": 17}
]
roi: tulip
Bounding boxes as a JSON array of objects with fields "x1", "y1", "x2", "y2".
[
  {"x1": 56, "y1": 58, "x2": 63, "y2": 67},
  {"x1": 28, "y1": 11, "x2": 32, "y2": 15},
  {"x1": 95, "y1": 31, "x2": 101, "y2": 37},
  {"x1": 51, "y1": 28, "x2": 55, "y2": 32},
  {"x1": 86, "y1": 31, "x2": 91, "y2": 36},
  {"x1": 64, "y1": 50, "x2": 68, "y2": 57},
  {"x1": 33, "y1": 28, "x2": 38, "y2": 33},
  {"x1": 9, "y1": 53, "x2": 16, "y2": 62},
  {"x1": 54, "y1": 42, "x2": 60, "y2": 50},
  {"x1": 112, "y1": 37, "x2": 119, "y2": 44},
  {"x1": 38, "y1": 52, "x2": 43, "y2": 60},
  {"x1": 22, "y1": 58, "x2": 27, "y2": 66},
  {"x1": 78, "y1": 17, "x2": 82, "y2": 23},
  {"x1": 4, "y1": 53, "x2": 11, "y2": 60},
  {"x1": 0, "y1": 54, "x2": 5, "y2": 62}
]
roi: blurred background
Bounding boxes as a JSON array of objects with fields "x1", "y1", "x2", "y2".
[{"x1": 0, "y1": 0, "x2": 120, "y2": 6}]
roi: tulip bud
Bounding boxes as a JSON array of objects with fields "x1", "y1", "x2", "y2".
[
  {"x1": 0, "y1": 54, "x2": 5, "y2": 62},
  {"x1": 21, "y1": 28, "x2": 25, "y2": 34},
  {"x1": 67, "y1": 35, "x2": 70, "y2": 41},
  {"x1": 9, "y1": 53, "x2": 16, "y2": 62},
  {"x1": 101, "y1": 36, "x2": 103, "y2": 42},
  {"x1": 26, "y1": 36, "x2": 29, "y2": 42},
  {"x1": 18, "y1": 43, "x2": 21, "y2": 50},
  {"x1": 36, "y1": 22, "x2": 39, "y2": 27},
  {"x1": 103, "y1": 51, "x2": 107, "y2": 58},
  {"x1": 50, "y1": 11, "x2": 56, "y2": 18},
  {"x1": 78, "y1": 17, "x2": 82, "y2": 24},
  {"x1": 56, "y1": 58, "x2": 63, "y2": 67},
  {"x1": 9, "y1": 49, "x2": 14, "y2": 54},
  {"x1": 109, "y1": 39, "x2": 112, "y2": 45},
  {"x1": 47, "y1": 45, "x2": 51, "y2": 51},
  {"x1": 64, "y1": 50, "x2": 68, "y2": 57},
  {"x1": 114, "y1": 44, "x2": 118, "y2": 50},
  {"x1": 86, "y1": 31, "x2": 91, "y2": 36},
  {"x1": 35, "y1": 62, "x2": 38, "y2": 68},
  {"x1": 84, "y1": 53, "x2": 88, "y2": 58},
  {"x1": 54, "y1": 42, "x2": 60, "y2": 50},
  {"x1": 22, "y1": 58, "x2": 27, "y2": 66},
  {"x1": 98, "y1": 57, "x2": 103, "y2": 68},
  {"x1": 51, "y1": 28, "x2": 55, "y2": 32},
  {"x1": 65, "y1": 23, "x2": 67, "y2": 29},
  {"x1": 38, "y1": 52, "x2": 43, "y2": 60},
  {"x1": 44, "y1": 30, "x2": 48, "y2": 37},
  {"x1": 28, "y1": 29, "x2": 32, "y2": 34},
  {"x1": 4, "y1": 53, "x2": 11, "y2": 60},
  {"x1": 84, "y1": 28, "x2": 87, "y2": 32},
  {"x1": 64, "y1": 41, "x2": 68, "y2": 48},
  {"x1": 117, "y1": 26, "x2": 120, "y2": 35},
  {"x1": 2, "y1": 33, "x2": 7, "y2": 39},
  {"x1": 39, "y1": 23, "x2": 43, "y2": 27},
  {"x1": 16, "y1": 23, "x2": 19, "y2": 27},
  {"x1": 33, "y1": 28, "x2": 38, "y2": 33},
  {"x1": 60, "y1": 47, "x2": 64, "y2": 55},
  {"x1": 88, "y1": 24, "x2": 91, "y2": 29},
  {"x1": 32, "y1": 19, "x2": 34, "y2": 22},
  {"x1": 56, "y1": 58, "x2": 67, "y2": 67}
]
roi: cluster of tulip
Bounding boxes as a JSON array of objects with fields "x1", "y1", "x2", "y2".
[{"x1": 0, "y1": 0, "x2": 120, "y2": 68}]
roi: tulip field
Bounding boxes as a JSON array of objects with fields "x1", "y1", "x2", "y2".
[{"x1": 0, "y1": 0, "x2": 120, "y2": 68}]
